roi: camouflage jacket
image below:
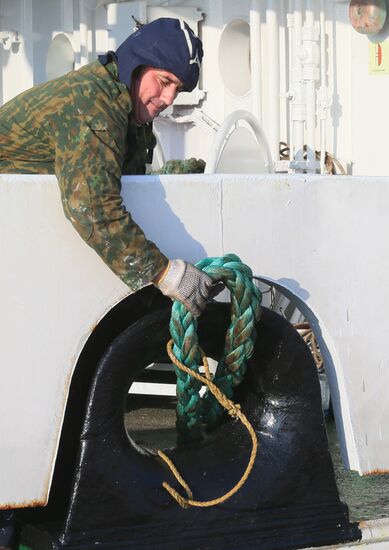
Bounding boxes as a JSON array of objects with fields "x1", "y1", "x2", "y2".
[{"x1": 0, "y1": 59, "x2": 168, "y2": 291}]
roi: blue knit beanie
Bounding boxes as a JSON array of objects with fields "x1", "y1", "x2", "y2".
[{"x1": 99, "y1": 17, "x2": 203, "y2": 92}]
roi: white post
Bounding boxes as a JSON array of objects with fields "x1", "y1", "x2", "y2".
[
  {"x1": 266, "y1": 0, "x2": 280, "y2": 164},
  {"x1": 291, "y1": 0, "x2": 305, "y2": 165},
  {"x1": 250, "y1": 0, "x2": 262, "y2": 125},
  {"x1": 61, "y1": 0, "x2": 74, "y2": 33},
  {"x1": 287, "y1": 5, "x2": 294, "y2": 162},
  {"x1": 139, "y1": 0, "x2": 147, "y2": 24},
  {"x1": 319, "y1": 0, "x2": 328, "y2": 174},
  {"x1": 302, "y1": 0, "x2": 320, "y2": 173},
  {"x1": 79, "y1": 0, "x2": 89, "y2": 67}
]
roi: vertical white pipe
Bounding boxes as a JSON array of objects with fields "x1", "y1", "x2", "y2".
[
  {"x1": 305, "y1": 0, "x2": 314, "y2": 27},
  {"x1": 287, "y1": 5, "x2": 294, "y2": 162},
  {"x1": 305, "y1": 78, "x2": 316, "y2": 170},
  {"x1": 303, "y1": 0, "x2": 317, "y2": 172},
  {"x1": 79, "y1": 0, "x2": 88, "y2": 67},
  {"x1": 250, "y1": 0, "x2": 262, "y2": 125},
  {"x1": 61, "y1": 0, "x2": 73, "y2": 33},
  {"x1": 319, "y1": 0, "x2": 327, "y2": 174},
  {"x1": 292, "y1": 0, "x2": 304, "y2": 163},
  {"x1": 266, "y1": 0, "x2": 280, "y2": 164},
  {"x1": 21, "y1": 0, "x2": 33, "y2": 87},
  {"x1": 139, "y1": 0, "x2": 147, "y2": 24}
]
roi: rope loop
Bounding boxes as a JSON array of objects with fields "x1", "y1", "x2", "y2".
[{"x1": 169, "y1": 254, "x2": 262, "y2": 443}]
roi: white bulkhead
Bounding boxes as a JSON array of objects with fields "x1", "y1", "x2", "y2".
[{"x1": 1, "y1": 0, "x2": 389, "y2": 510}]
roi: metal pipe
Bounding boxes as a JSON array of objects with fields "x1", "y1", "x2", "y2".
[
  {"x1": 292, "y1": 0, "x2": 304, "y2": 163},
  {"x1": 139, "y1": 0, "x2": 147, "y2": 24},
  {"x1": 287, "y1": 5, "x2": 294, "y2": 162},
  {"x1": 61, "y1": 0, "x2": 73, "y2": 33},
  {"x1": 319, "y1": 0, "x2": 327, "y2": 174},
  {"x1": 266, "y1": 0, "x2": 280, "y2": 164},
  {"x1": 305, "y1": 0, "x2": 314, "y2": 28},
  {"x1": 306, "y1": 77, "x2": 316, "y2": 153},
  {"x1": 79, "y1": 0, "x2": 89, "y2": 67},
  {"x1": 250, "y1": 0, "x2": 262, "y2": 125},
  {"x1": 16, "y1": 0, "x2": 33, "y2": 94},
  {"x1": 305, "y1": 79, "x2": 316, "y2": 171},
  {"x1": 303, "y1": 0, "x2": 319, "y2": 173}
]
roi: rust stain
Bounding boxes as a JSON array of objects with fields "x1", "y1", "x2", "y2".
[
  {"x1": 362, "y1": 468, "x2": 389, "y2": 476},
  {"x1": 62, "y1": 365, "x2": 74, "y2": 397},
  {"x1": 359, "y1": 520, "x2": 369, "y2": 529},
  {"x1": 0, "y1": 497, "x2": 47, "y2": 510},
  {"x1": 89, "y1": 321, "x2": 98, "y2": 333}
]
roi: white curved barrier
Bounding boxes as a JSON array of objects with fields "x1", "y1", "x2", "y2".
[{"x1": 205, "y1": 110, "x2": 274, "y2": 174}]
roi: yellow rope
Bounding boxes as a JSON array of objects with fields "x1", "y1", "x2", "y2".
[{"x1": 157, "y1": 339, "x2": 258, "y2": 509}]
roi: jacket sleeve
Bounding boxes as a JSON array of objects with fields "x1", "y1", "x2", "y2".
[{"x1": 52, "y1": 106, "x2": 168, "y2": 291}]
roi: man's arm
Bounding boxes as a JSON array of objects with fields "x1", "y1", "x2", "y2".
[{"x1": 52, "y1": 107, "x2": 168, "y2": 291}]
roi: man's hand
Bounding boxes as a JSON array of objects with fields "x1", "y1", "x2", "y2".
[{"x1": 154, "y1": 259, "x2": 224, "y2": 317}]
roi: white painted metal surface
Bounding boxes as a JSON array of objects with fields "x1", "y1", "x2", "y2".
[
  {"x1": 2, "y1": 0, "x2": 389, "y2": 175},
  {"x1": 0, "y1": 175, "x2": 131, "y2": 507},
  {"x1": 1, "y1": 172, "x2": 389, "y2": 508},
  {"x1": 1, "y1": 3, "x2": 389, "y2": 537}
]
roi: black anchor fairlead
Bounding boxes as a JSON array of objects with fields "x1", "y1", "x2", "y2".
[{"x1": 16, "y1": 293, "x2": 360, "y2": 550}]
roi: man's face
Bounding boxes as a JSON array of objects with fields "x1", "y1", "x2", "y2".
[{"x1": 131, "y1": 67, "x2": 183, "y2": 124}]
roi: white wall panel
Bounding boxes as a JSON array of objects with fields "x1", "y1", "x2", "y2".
[{"x1": 2, "y1": 173, "x2": 389, "y2": 509}]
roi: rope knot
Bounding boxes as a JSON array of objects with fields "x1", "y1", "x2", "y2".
[
  {"x1": 227, "y1": 402, "x2": 241, "y2": 418},
  {"x1": 161, "y1": 341, "x2": 259, "y2": 509}
]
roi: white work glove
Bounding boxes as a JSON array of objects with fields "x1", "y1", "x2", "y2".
[{"x1": 155, "y1": 259, "x2": 224, "y2": 317}]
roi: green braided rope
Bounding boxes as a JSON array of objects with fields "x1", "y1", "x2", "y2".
[
  {"x1": 169, "y1": 306, "x2": 203, "y2": 442},
  {"x1": 169, "y1": 253, "x2": 262, "y2": 443}
]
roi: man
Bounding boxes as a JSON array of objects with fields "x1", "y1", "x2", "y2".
[{"x1": 0, "y1": 17, "x2": 221, "y2": 317}]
